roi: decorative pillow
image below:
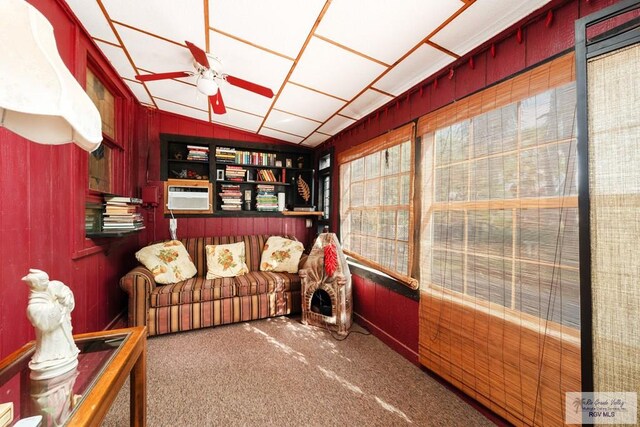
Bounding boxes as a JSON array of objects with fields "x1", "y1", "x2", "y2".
[
  {"x1": 205, "y1": 242, "x2": 249, "y2": 279},
  {"x1": 260, "y1": 236, "x2": 304, "y2": 273},
  {"x1": 135, "y1": 240, "x2": 197, "y2": 284}
]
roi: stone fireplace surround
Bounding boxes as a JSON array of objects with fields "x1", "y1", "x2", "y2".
[{"x1": 299, "y1": 233, "x2": 352, "y2": 335}]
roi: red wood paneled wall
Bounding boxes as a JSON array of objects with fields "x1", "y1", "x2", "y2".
[
  {"x1": 325, "y1": 0, "x2": 620, "y2": 364},
  {"x1": 352, "y1": 275, "x2": 419, "y2": 364},
  {"x1": 0, "y1": 0, "x2": 145, "y2": 359}
]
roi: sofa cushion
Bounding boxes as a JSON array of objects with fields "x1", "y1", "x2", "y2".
[
  {"x1": 234, "y1": 271, "x2": 301, "y2": 296},
  {"x1": 150, "y1": 276, "x2": 236, "y2": 308},
  {"x1": 205, "y1": 242, "x2": 249, "y2": 279},
  {"x1": 181, "y1": 235, "x2": 271, "y2": 277},
  {"x1": 259, "y1": 236, "x2": 305, "y2": 273},
  {"x1": 135, "y1": 240, "x2": 197, "y2": 284}
]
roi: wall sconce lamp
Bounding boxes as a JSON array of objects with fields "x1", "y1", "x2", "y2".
[{"x1": 0, "y1": 0, "x2": 102, "y2": 152}]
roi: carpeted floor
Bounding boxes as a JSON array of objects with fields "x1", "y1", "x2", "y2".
[{"x1": 102, "y1": 317, "x2": 494, "y2": 426}]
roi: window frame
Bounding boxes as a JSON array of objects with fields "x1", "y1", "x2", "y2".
[
  {"x1": 317, "y1": 150, "x2": 333, "y2": 225},
  {"x1": 73, "y1": 55, "x2": 130, "y2": 258},
  {"x1": 85, "y1": 62, "x2": 124, "y2": 196},
  {"x1": 338, "y1": 123, "x2": 418, "y2": 289},
  {"x1": 417, "y1": 53, "x2": 580, "y2": 334}
]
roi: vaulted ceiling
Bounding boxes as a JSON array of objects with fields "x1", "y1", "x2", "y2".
[{"x1": 65, "y1": 0, "x2": 551, "y2": 147}]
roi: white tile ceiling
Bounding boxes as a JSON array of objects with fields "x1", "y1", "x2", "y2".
[{"x1": 65, "y1": 0, "x2": 552, "y2": 145}]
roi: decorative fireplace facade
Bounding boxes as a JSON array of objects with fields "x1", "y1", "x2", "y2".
[{"x1": 300, "y1": 233, "x2": 352, "y2": 335}]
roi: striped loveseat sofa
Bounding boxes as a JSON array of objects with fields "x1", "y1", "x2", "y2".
[{"x1": 120, "y1": 235, "x2": 303, "y2": 336}]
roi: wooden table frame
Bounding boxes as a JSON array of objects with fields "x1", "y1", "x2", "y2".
[{"x1": 0, "y1": 326, "x2": 147, "y2": 427}]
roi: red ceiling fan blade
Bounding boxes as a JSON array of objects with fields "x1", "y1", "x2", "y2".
[
  {"x1": 210, "y1": 91, "x2": 226, "y2": 114},
  {"x1": 135, "y1": 71, "x2": 190, "y2": 82},
  {"x1": 226, "y1": 75, "x2": 274, "y2": 98},
  {"x1": 185, "y1": 40, "x2": 210, "y2": 68}
]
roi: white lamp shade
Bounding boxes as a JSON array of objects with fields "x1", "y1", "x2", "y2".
[
  {"x1": 0, "y1": 0, "x2": 102, "y2": 152},
  {"x1": 196, "y1": 77, "x2": 218, "y2": 96}
]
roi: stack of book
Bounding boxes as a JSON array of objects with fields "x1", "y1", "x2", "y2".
[
  {"x1": 255, "y1": 185, "x2": 278, "y2": 212},
  {"x1": 225, "y1": 165, "x2": 246, "y2": 181},
  {"x1": 215, "y1": 146, "x2": 236, "y2": 163},
  {"x1": 102, "y1": 196, "x2": 144, "y2": 232},
  {"x1": 219, "y1": 184, "x2": 242, "y2": 211},
  {"x1": 187, "y1": 145, "x2": 209, "y2": 161}
]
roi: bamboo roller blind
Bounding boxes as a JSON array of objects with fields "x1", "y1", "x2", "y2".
[
  {"x1": 587, "y1": 44, "x2": 640, "y2": 408},
  {"x1": 419, "y1": 52, "x2": 580, "y2": 427},
  {"x1": 338, "y1": 123, "x2": 418, "y2": 289}
]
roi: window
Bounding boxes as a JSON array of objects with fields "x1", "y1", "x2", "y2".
[
  {"x1": 318, "y1": 153, "x2": 331, "y2": 221},
  {"x1": 421, "y1": 82, "x2": 579, "y2": 327},
  {"x1": 338, "y1": 123, "x2": 417, "y2": 288},
  {"x1": 417, "y1": 53, "x2": 580, "y2": 426},
  {"x1": 86, "y1": 66, "x2": 117, "y2": 193}
]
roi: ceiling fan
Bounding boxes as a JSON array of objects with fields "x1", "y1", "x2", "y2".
[{"x1": 134, "y1": 41, "x2": 274, "y2": 115}]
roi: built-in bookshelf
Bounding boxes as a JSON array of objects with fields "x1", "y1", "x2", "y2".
[
  {"x1": 160, "y1": 134, "x2": 317, "y2": 216},
  {"x1": 86, "y1": 195, "x2": 145, "y2": 237}
]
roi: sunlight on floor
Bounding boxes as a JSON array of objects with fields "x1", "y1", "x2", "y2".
[
  {"x1": 244, "y1": 320, "x2": 412, "y2": 424},
  {"x1": 283, "y1": 320, "x2": 353, "y2": 363},
  {"x1": 374, "y1": 396, "x2": 413, "y2": 424},
  {"x1": 315, "y1": 365, "x2": 414, "y2": 424},
  {"x1": 317, "y1": 366, "x2": 363, "y2": 395},
  {"x1": 244, "y1": 323, "x2": 308, "y2": 365}
]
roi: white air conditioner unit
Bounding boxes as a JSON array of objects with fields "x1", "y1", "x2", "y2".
[{"x1": 165, "y1": 180, "x2": 212, "y2": 213}]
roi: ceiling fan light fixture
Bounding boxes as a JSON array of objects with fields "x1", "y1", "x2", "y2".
[{"x1": 196, "y1": 76, "x2": 218, "y2": 96}]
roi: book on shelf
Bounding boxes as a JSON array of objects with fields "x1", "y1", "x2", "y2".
[
  {"x1": 101, "y1": 195, "x2": 145, "y2": 232},
  {"x1": 215, "y1": 146, "x2": 236, "y2": 163},
  {"x1": 219, "y1": 183, "x2": 243, "y2": 211},
  {"x1": 257, "y1": 169, "x2": 278, "y2": 182},
  {"x1": 221, "y1": 205, "x2": 242, "y2": 211},
  {"x1": 256, "y1": 184, "x2": 276, "y2": 192},
  {"x1": 104, "y1": 195, "x2": 142, "y2": 204},
  {"x1": 186, "y1": 145, "x2": 209, "y2": 161},
  {"x1": 255, "y1": 184, "x2": 278, "y2": 211},
  {"x1": 225, "y1": 165, "x2": 246, "y2": 181}
]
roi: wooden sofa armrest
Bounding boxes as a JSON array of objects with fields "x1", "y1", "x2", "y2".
[{"x1": 119, "y1": 266, "x2": 156, "y2": 330}]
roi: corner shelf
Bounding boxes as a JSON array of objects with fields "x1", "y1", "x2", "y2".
[
  {"x1": 85, "y1": 195, "x2": 145, "y2": 238},
  {"x1": 86, "y1": 229, "x2": 144, "y2": 238},
  {"x1": 281, "y1": 211, "x2": 324, "y2": 217},
  {"x1": 217, "y1": 180, "x2": 290, "y2": 186}
]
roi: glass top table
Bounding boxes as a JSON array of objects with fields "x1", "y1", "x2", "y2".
[{"x1": 0, "y1": 326, "x2": 146, "y2": 426}]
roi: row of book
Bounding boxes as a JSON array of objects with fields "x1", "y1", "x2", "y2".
[
  {"x1": 102, "y1": 195, "x2": 144, "y2": 231},
  {"x1": 255, "y1": 184, "x2": 278, "y2": 212},
  {"x1": 216, "y1": 146, "x2": 278, "y2": 166},
  {"x1": 219, "y1": 184, "x2": 242, "y2": 211},
  {"x1": 187, "y1": 145, "x2": 209, "y2": 162},
  {"x1": 257, "y1": 169, "x2": 280, "y2": 182}
]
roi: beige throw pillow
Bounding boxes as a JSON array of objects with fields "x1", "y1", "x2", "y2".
[
  {"x1": 205, "y1": 242, "x2": 249, "y2": 279},
  {"x1": 135, "y1": 240, "x2": 197, "y2": 284},
  {"x1": 260, "y1": 236, "x2": 304, "y2": 273}
]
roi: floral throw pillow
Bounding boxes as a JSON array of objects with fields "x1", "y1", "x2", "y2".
[
  {"x1": 135, "y1": 240, "x2": 197, "y2": 284},
  {"x1": 260, "y1": 236, "x2": 304, "y2": 273},
  {"x1": 205, "y1": 242, "x2": 249, "y2": 279}
]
